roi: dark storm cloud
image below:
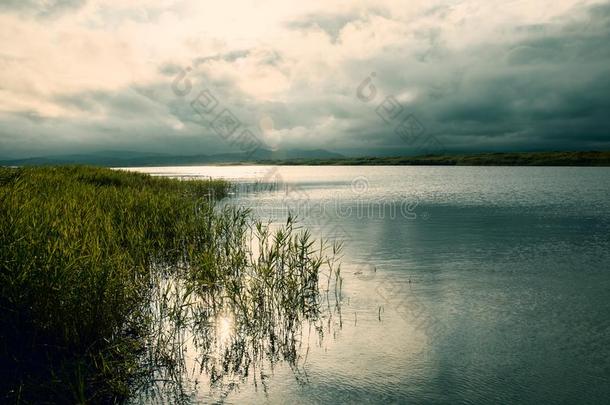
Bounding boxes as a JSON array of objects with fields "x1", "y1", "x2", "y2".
[
  {"x1": 2, "y1": 1, "x2": 609, "y2": 158},
  {"x1": 54, "y1": 90, "x2": 164, "y2": 117},
  {"x1": 342, "y1": 2, "x2": 610, "y2": 153},
  {"x1": 0, "y1": 77, "x2": 238, "y2": 158},
  {"x1": 0, "y1": 107, "x2": 229, "y2": 159}
]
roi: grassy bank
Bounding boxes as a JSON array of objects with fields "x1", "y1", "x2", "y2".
[
  {"x1": 253, "y1": 151, "x2": 610, "y2": 166},
  {"x1": 0, "y1": 166, "x2": 340, "y2": 403}
]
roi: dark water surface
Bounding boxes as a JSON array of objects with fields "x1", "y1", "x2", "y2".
[{"x1": 130, "y1": 166, "x2": 610, "y2": 404}]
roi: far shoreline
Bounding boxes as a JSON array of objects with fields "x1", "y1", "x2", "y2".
[
  {"x1": 240, "y1": 151, "x2": 610, "y2": 167},
  {"x1": 3, "y1": 151, "x2": 610, "y2": 168}
]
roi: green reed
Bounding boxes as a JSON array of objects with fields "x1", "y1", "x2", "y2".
[{"x1": 0, "y1": 166, "x2": 342, "y2": 404}]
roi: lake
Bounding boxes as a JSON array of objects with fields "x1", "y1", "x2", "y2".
[{"x1": 128, "y1": 165, "x2": 610, "y2": 404}]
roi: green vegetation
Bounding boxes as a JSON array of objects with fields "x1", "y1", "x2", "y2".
[
  {"x1": 0, "y1": 166, "x2": 341, "y2": 403},
  {"x1": 253, "y1": 151, "x2": 610, "y2": 166}
]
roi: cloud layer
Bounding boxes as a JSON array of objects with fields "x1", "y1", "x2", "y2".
[{"x1": 1, "y1": 0, "x2": 609, "y2": 158}]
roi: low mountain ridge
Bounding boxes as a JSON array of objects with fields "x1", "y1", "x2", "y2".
[{"x1": 0, "y1": 148, "x2": 345, "y2": 167}]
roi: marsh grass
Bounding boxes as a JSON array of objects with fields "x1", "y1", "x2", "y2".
[{"x1": 0, "y1": 166, "x2": 342, "y2": 403}]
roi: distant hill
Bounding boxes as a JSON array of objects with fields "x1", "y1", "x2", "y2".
[
  {"x1": 252, "y1": 151, "x2": 610, "y2": 166},
  {"x1": 0, "y1": 148, "x2": 345, "y2": 167},
  {"x1": 3, "y1": 150, "x2": 609, "y2": 167}
]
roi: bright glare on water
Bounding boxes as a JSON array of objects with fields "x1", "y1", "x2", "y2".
[{"x1": 128, "y1": 165, "x2": 610, "y2": 404}]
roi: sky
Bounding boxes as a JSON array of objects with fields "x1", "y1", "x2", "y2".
[{"x1": 1, "y1": 0, "x2": 609, "y2": 158}]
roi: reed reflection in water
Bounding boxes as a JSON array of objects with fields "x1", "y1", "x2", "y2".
[{"x1": 129, "y1": 213, "x2": 343, "y2": 404}]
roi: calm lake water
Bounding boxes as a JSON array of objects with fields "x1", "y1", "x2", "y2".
[{"x1": 129, "y1": 166, "x2": 610, "y2": 404}]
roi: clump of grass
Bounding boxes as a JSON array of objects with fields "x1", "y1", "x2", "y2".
[
  {"x1": 0, "y1": 166, "x2": 229, "y2": 402},
  {"x1": 0, "y1": 166, "x2": 342, "y2": 403}
]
